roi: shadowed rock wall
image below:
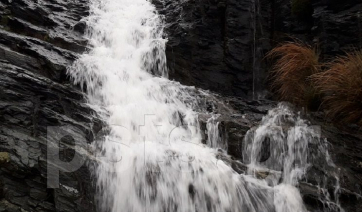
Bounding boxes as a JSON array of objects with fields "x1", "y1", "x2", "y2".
[
  {"x1": 154, "y1": 0, "x2": 271, "y2": 98},
  {"x1": 271, "y1": 0, "x2": 362, "y2": 57}
]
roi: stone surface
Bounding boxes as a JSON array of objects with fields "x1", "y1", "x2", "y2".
[
  {"x1": 306, "y1": 113, "x2": 362, "y2": 212},
  {"x1": 269, "y1": 0, "x2": 362, "y2": 58},
  {"x1": 201, "y1": 97, "x2": 362, "y2": 211},
  {"x1": 153, "y1": 0, "x2": 270, "y2": 98},
  {"x1": 209, "y1": 97, "x2": 362, "y2": 212},
  {"x1": 155, "y1": 0, "x2": 362, "y2": 99},
  {"x1": 0, "y1": 0, "x2": 100, "y2": 211}
]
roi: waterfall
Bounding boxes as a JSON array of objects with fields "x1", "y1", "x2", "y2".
[
  {"x1": 243, "y1": 104, "x2": 344, "y2": 212},
  {"x1": 67, "y1": 0, "x2": 343, "y2": 211}
]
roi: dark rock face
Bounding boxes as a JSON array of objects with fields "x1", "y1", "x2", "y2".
[
  {"x1": 0, "y1": 0, "x2": 100, "y2": 211},
  {"x1": 154, "y1": 0, "x2": 270, "y2": 98},
  {"x1": 306, "y1": 114, "x2": 362, "y2": 212},
  {"x1": 272, "y1": 0, "x2": 362, "y2": 57},
  {"x1": 155, "y1": 0, "x2": 361, "y2": 99}
]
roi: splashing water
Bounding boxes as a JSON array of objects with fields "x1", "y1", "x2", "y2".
[
  {"x1": 243, "y1": 104, "x2": 344, "y2": 212},
  {"x1": 68, "y1": 0, "x2": 343, "y2": 211}
]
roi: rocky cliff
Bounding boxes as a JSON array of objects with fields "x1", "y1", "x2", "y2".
[
  {"x1": 156, "y1": 0, "x2": 362, "y2": 99},
  {"x1": 272, "y1": 0, "x2": 362, "y2": 57},
  {"x1": 0, "y1": 0, "x2": 361, "y2": 212},
  {"x1": 155, "y1": 0, "x2": 362, "y2": 211},
  {"x1": 0, "y1": 0, "x2": 100, "y2": 211},
  {"x1": 154, "y1": 0, "x2": 269, "y2": 98}
]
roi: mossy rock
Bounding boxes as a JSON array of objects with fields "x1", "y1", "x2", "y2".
[
  {"x1": 255, "y1": 171, "x2": 269, "y2": 179},
  {"x1": 0, "y1": 152, "x2": 10, "y2": 165},
  {"x1": 1, "y1": 15, "x2": 9, "y2": 26},
  {"x1": 43, "y1": 34, "x2": 51, "y2": 42}
]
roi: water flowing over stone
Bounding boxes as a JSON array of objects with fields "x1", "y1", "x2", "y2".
[
  {"x1": 243, "y1": 104, "x2": 345, "y2": 212},
  {"x1": 67, "y1": 0, "x2": 344, "y2": 212}
]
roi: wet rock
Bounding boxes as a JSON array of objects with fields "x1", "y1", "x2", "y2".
[
  {"x1": 0, "y1": 152, "x2": 10, "y2": 164},
  {"x1": 198, "y1": 92, "x2": 361, "y2": 211},
  {"x1": 73, "y1": 21, "x2": 87, "y2": 35},
  {"x1": 153, "y1": 0, "x2": 270, "y2": 98},
  {"x1": 306, "y1": 113, "x2": 362, "y2": 212},
  {"x1": 271, "y1": 0, "x2": 362, "y2": 56},
  {"x1": 0, "y1": 60, "x2": 100, "y2": 212},
  {"x1": 0, "y1": 0, "x2": 100, "y2": 211}
]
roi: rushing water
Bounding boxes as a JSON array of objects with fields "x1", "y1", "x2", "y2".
[
  {"x1": 243, "y1": 104, "x2": 344, "y2": 212},
  {"x1": 68, "y1": 0, "x2": 343, "y2": 211}
]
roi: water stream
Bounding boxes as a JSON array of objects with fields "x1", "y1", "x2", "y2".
[{"x1": 68, "y1": 0, "x2": 343, "y2": 211}]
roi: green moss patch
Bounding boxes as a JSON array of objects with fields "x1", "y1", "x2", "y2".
[{"x1": 0, "y1": 152, "x2": 10, "y2": 164}]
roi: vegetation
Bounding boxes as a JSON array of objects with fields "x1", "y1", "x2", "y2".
[
  {"x1": 0, "y1": 152, "x2": 10, "y2": 165},
  {"x1": 312, "y1": 51, "x2": 362, "y2": 125},
  {"x1": 268, "y1": 41, "x2": 362, "y2": 125},
  {"x1": 267, "y1": 42, "x2": 320, "y2": 109}
]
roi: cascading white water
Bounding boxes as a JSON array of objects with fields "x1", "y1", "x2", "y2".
[
  {"x1": 67, "y1": 0, "x2": 343, "y2": 212},
  {"x1": 206, "y1": 115, "x2": 226, "y2": 150},
  {"x1": 243, "y1": 104, "x2": 344, "y2": 212}
]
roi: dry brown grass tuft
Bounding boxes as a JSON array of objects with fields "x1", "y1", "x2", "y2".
[
  {"x1": 267, "y1": 42, "x2": 320, "y2": 109},
  {"x1": 312, "y1": 51, "x2": 362, "y2": 125}
]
